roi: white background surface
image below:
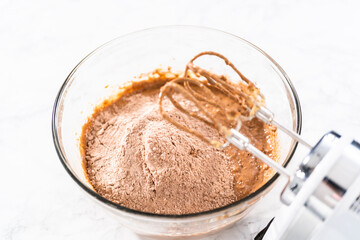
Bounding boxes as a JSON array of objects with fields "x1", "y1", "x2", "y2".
[{"x1": 1, "y1": 0, "x2": 360, "y2": 239}]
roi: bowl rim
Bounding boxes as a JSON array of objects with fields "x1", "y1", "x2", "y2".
[{"x1": 52, "y1": 25, "x2": 301, "y2": 219}]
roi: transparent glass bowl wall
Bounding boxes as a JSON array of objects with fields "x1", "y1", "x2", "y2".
[{"x1": 52, "y1": 26, "x2": 301, "y2": 238}]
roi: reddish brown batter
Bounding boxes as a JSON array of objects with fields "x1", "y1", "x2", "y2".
[{"x1": 81, "y1": 70, "x2": 278, "y2": 215}]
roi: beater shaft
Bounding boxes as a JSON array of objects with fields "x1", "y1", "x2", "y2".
[
  {"x1": 256, "y1": 106, "x2": 312, "y2": 149},
  {"x1": 228, "y1": 129, "x2": 292, "y2": 178}
]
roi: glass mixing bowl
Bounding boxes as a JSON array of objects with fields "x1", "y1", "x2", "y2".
[{"x1": 52, "y1": 26, "x2": 301, "y2": 238}]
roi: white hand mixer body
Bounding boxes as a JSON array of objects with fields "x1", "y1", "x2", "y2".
[{"x1": 230, "y1": 129, "x2": 360, "y2": 240}]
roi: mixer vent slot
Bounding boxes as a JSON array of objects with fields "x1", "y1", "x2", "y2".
[{"x1": 349, "y1": 195, "x2": 360, "y2": 215}]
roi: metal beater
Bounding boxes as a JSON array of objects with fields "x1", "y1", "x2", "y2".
[{"x1": 159, "y1": 51, "x2": 360, "y2": 240}]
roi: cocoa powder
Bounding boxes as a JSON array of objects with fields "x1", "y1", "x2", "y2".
[{"x1": 81, "y1": 78, "x2": 278, "y2": 215}]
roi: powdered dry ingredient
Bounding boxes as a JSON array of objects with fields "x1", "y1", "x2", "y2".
[{"x1": 81, "y1": 77, "x2": 278, "y2": 215}]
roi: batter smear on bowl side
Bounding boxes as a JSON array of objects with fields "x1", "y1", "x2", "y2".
[{"x1": 80, "y1": 69, "x2": 279, "y2": 215}]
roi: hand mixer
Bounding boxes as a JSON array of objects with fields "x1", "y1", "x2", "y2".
[{"x1": 159, "y1": 52, "x2": 360, "y2": 240}]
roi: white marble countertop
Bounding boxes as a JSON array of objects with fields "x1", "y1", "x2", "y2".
[{"x1": 1, "y1": 0, "x2": 360, "y2": 239}]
